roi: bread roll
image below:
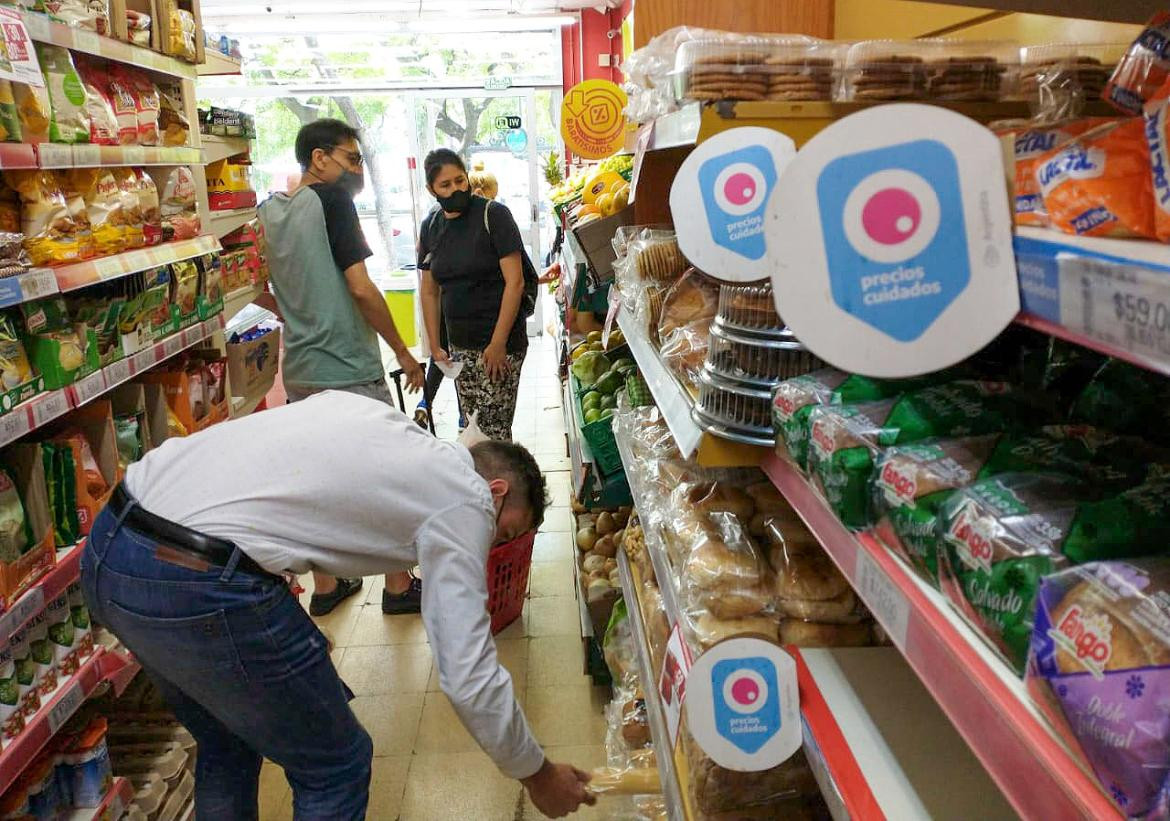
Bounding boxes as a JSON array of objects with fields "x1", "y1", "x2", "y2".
[
  {"x1": 777, "y1": 588, "x2": 859, "y2": 623},
  {"x1": 780, "y1": 619, "x2": 871, "y2": 647},
  {"x1": 773, "y1": 543, "x2": 850, "y2": 601},
  {"x1": 692, "y1": 611, "x2": 780, "y2": 649},
  {"x1": 680, "y1": 481, "x2": 755, "y2": 521},
  {"x1": 683, "y1": 536, "x2": 764, "y2": 590}
]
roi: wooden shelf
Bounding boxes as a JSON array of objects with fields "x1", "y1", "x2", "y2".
[
  {"x1": 896, "y1": 0, "x2": 1159, "y2": 23},
  {"x1": 18, "y1": 11, "x2": 195, "y2": 79}
]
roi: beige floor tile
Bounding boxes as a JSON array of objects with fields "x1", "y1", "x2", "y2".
[
  {"x1": 414, "y1": 688, "x2": 528, "y2": 754},
  {"x1": 536, "y1": 452, "x2": 571, "y2": 472},
  {"x1": 303, "y1": 595, "x2": 364, "y2": 647},
  {"x1": 258, "y1": 761, "x2": 290, "y2": 821},
  {"x1": 366, "y1": 755, "x2": 412, "y2": 821},
  {"x1": 521, "y1": 745, "x2": 615, "y2": 820},
  {"x1": 529, "y1": 560, "x2": 577, "y2": 599},
  {"x1": 399, "y1": 751, "x2": 523, "y2": 821},
  {"x1": 348, "y1": 607, "x2": 430, "y2": 646},
  {"x1": 547, "y1": 480, "x2": 574, "y2": 509},
  {"x1": 527, "y1": 596, "x2": 582, "y2": 637},
  {"x1": 493, "y1": 606, "x2": 529, "y2": 639},
  {"x1": 526, "y1": 684, "x2": 609, "y2": 747},
  {"x1": 527, "y1": 636, "x2": 590, "y2": 687},
  {"x1": 336, "y1": 644, "x2": 433, "y2": 695},
  {"x1": 426, "y1": 637, "x2": 528, "y2": 692},
  {"x1": 349, "y1": 692, "x2": 425, "y2": 757},
  {"x1": 540, "y1": 506, "x2": 573, "y2": 532},
  {"x1": 532, "y1": 530, "x2": 575, "y2": 562}
]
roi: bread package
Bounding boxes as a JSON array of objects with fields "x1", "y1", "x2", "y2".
[
  {"x1": 692, "y1": 610, "x2": 779, "y2": 650},
  {"x1": 682, "y1": 514, "x2": 772, "y2": 620},
  {"x1": 940, "y1": 472, "x2": 1170, "y2": 673},
  {"x1": 686, "y1": 734, "x2": 821, "y2": 819},
  {"x1": 1028, "y1": 559, "x2": 1170, "y2": 818}
]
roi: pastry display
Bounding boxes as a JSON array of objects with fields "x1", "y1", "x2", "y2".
[
  {"x1": 705, "y1": 324, "x2": 822, "y2": 386},
  {"x1": 844, "y1": 39, "x2": 1015, "y2": 102},
  {"x1": 715, "y1": 280, "x2": 783, "y2": 334}
]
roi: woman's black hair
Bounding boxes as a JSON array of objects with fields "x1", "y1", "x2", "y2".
[{"x1": 424, "y1": 148, "x2": 467, "y2": 186}]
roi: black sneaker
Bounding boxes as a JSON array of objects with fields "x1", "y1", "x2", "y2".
[
  {"x1": 382, "y1": 575, "x2": 423, "y2": 615},
  {"x1": 309, "y1": 577, "x2": 364, "y2": 617}
]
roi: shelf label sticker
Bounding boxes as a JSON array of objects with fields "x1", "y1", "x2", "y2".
[
  {"x1": 19, "y1": 269, "x2": 57, "y2": 302},
  {"x1": 123, "y1": 146, "x2": 146, "y2": 166},
  {"x1": 670, "y1": 127, "x2": 796, "y2": 283},
  {"x1": 768, "y1": 105, "x2": 1019, "y2": 377},
  {"x1": 856, "y1": 550, "x2": 910, "y2": 650},
  {"x1": 72, "y1": 144, "x2": 100, "y2": 166},
  {"x1": 684, "y1": 638, "x2": 801, "y2": 771},
  {"x1": 162, "y1": 334, "x2": 183, "y2": 358},
  {"x1": 0, "y1": 277, "x2": 20, "y2": 308},
  {"x1": 131, "y1": 348, "x2": 156, "y2": 373},
  {"x1": 658, "y1": 623, "x2": 691, "y2": 748},
  {"x1": 0, "y1": 407, "x2": 30, "y2": 446},
  {"x1": 0, "y1": 9, "x2": 46, "y2": 86},
  {"x1": 32, "y1": 390, "x2": 69, "y2": 427},
  {"x1": 0, "y1": 583, "x2": 43, "y2": 642},
  {"x1": 71, "y1": 370, "x2": 106, "y2": 405},
  {"x1": 72, "y1": 29, "x2": 99, "y2": 56},
  {"x1": 105, "y1": 358, "x2": 131, "y2": 386},
  {"x1": 93, "y1": 256, "x2": 124, "y2": 280},
  {"x1": 36, "y1": 143, "x2": 70, "y2": 168},
  {"x1": 560, "y1": 79, "x2": 628, "y2": 160},
  {"x1": 47, "y1": 678, "x2": 84, "y2": 734}
]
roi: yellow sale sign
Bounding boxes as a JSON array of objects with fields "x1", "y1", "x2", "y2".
[{"x1": 561, "y1": 79, "x2": 628, "y2": 160}]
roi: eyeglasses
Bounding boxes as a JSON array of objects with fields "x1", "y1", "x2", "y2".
[{"x1": 329, "y1": 147, "x2": 364, "y2": 168}]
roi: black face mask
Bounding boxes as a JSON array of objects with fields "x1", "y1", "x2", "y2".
[
  {"x1": 328, "y1": 156, "x2": 364, "y2": 197},
  {"x1": 436, "y1": 187, "x2": 472, "y2": 214}
]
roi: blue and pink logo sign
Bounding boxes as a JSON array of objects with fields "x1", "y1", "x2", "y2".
[
  {"x1": 711, "y1": 656, "x2": 780, "y2": 754},
  {"x1": 816, "y1": 139, "x2": 969, "y2": 342},
  {"x1": 698, "y1": 145, "x2": 778, "y2": 262}
]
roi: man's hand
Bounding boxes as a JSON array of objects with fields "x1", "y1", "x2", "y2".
[
  {"x1": 431, "y1": 346, "x2": 451, "y2": 365},
  {"x1": 398, "y1": 350, "x2": 425, "y2": 391},
  {"x1": 521, "y1": 760, "x2": 594, "y2": 818},
  {"x1": 538, "y1": 262, "x2": 561, "y2": 285},
  {"x1": 483, "y1": 342, "x2": 510, "y2": 383}
]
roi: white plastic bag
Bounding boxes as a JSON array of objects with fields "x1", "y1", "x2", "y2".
[{"x1": 457, "y1": 411, "x2": 490, "y2": 447}]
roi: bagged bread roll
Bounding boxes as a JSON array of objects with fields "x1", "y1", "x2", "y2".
[
  {"x1": 686, "y1": 734, "x2": 820, "y2": 817},
  {"x1": 682, "y1": 519, "x2": 772, "y2": 620},
  {"x1": 691, "y1": 610, "x2": 780, "y2": 650},
  {"x1": 658, "y1": 268, "x2": 719, "y2": 341},
  {"x1": 1028, "y1": 559, "x2": 1170, "y2": 818},
  {"x1": 766, "y1": 519, "x2": 850, "y2": 603},
  {"x1": 780, "y1": 619, "x2": 872, "y2": 647}
]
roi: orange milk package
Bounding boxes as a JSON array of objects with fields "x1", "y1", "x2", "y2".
[
  {"x1": 1144, "y1": 78, "x2": 1170, "y2": 240},
  {"x1": 1035, "y1": 117, "x2": 1157, "y2": 239},
  {"x1": 1006, "y1": 118, "x2": 1117, "y2": 227}
]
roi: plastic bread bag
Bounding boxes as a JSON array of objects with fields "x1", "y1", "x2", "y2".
[
  {"x1": 938, "y1": 471, "x2": 1170, "y2": 674},
  {"x1": 44, "y1": 0, "x2": 109, "y2": 33},
  {"x1": 763, "y1": 517, "x2": 859, "y2": 624},
  {"x1": 0, "y1": 312, "x2": 33, "y2": 390},
  {"x1": 1027, "y1": 559, "x2": 1170, "y2": 819},
  {"x1": 35, "y1": 44, "x2": 92, "y2": 144},
  {"x1": 628, "y1": 230, "x2": 687, "y2": 283},
  {"x1": 663, "y1": 480, "x2": 750, "y2": 564},
  {"x1": 1034, "y1": 117, "x2": 1156, "y2": 239},
  {"x1": 681, "y1": 511, "x2": 773, "y2": 622},
  {"x1": 0, "y1": 467, "x2": 30, "y2": 564},
  {"x1": 589, "y1": 764, "x2": 661, "y2": 797},
  {"x1": 13, "y1": 83, "x2": 50, "y2": 144},
  {"x1": 684, "y1": 730, "x2": 820, "y2": 819},
  {"x1": 657, "y1": 268, "x2": 718, "y2": 345},
  {"x1": 66, "y1": 168, "x2": 125, "y2": 258},
  {"x1": 1105, "y1": 13, "x2": 1170, "y2": 115},
  {"x1": 658, "y1": 320, "x2": 709, "y2": 395},
  {"x1": 5, "y1": 170, "x2": 81, "y2": 266}
]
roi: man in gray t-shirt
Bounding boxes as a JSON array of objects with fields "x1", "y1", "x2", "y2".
[{"x1": 259, "y1": 119, "x2": 424, "y2": 616}]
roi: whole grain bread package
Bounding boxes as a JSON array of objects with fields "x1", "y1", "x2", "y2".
[
  {"x1": 1028, "y1": 559, "x2": 1170, "y2": 819},
  {"x1": 940, "y1": 471, "x2": 1170, "y2": 673}
]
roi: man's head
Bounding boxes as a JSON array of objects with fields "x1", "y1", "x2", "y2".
[
  {"x1": 470, "y1": 440, "x2": 547, "y2": 545},
  {"x1": 295, "y1": 119, "x2": 364, "y2": 189}
]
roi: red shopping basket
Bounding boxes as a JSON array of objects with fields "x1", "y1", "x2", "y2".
[{"x1": 487, "y1": 530, "x2": 535, "y2": 634}]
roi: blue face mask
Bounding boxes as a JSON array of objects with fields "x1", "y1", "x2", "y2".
[{"x1": 437, "y1": 187, "x2": 472, "y2": 214}]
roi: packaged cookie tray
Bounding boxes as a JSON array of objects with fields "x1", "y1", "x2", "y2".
[
  {"x1": 694, "y1": 367, "x2": 774, "y2": 442},
  {"x1": 706, "y1": 326, "x2": 824, "y2": 388},
  {"x1": 1013, "y1": 42, "x2": 1124, "y2": 101},
  {"x1": 673, "y1": 42, "x2": 846, "y2": 104},
  {"x1": 844, "y1": 38, "x2": 1018, "y2": 102},
  {"x1": 715, "y1": 280, "x2": 785, "y2": 335}
]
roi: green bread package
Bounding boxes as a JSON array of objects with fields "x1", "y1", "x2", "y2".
[
  {"x1": 938, "y1": 471, "x2": 1170, "y2": 674},
  {"x1": 871, "y1": 427, "x2": 1153, "y2": 586},
  {"x1": 806, "y1": 381, "x2": 1047, "y2": 529}
]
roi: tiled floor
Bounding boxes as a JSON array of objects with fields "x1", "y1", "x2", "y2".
[{"x1": 258, "y1": 334, "x2": 612, "y2": 820}]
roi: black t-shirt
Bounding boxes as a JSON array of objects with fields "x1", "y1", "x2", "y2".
[
  {"x1": 419, "y1": 196, "x2": 528, "y2": 353},
  {"x1": 310, "y1": 183, "x2": 373, "y2": 271}
]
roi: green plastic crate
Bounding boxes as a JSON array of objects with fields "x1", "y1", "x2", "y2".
[{"x1": 580, "y1": 404, "x2": 622, "y2": 476}]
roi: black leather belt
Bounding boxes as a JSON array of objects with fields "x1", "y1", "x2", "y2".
[{"x1": 109, "y1": 483, "x2": 282, "y2": 582}]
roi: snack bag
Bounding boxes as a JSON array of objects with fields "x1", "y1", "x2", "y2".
[
  {"x1": 127, "y1": 70, "x2": 159, "y2": 146},
  {"x1": 106, "y1": 67, "x2": 138, "y2": 145},
  {"x1": 13, "y1": 83, "x2": 50, "y2": 144},
  {"x1": 41, "y1": 441, "x2": 80, "y2": 546},
  {"x1": 135, "y1": 169, "x2": 161, "y2": 246},
  {"x1": 35, "y1": 44, "x2": 91, "y2": 144},
  {"x1": 54, "y1": 170, "x2": 95, "y2": 260},
  {"x1": 115, "y1": 168, "x2": 143, "y2": 249},
  {"x1": 1072, "y1": 358, "x2": 1170, "y2": 446},
  {"x1": 939, "y1": 472, "x2": 1170, "y2": 673},
  {"x1": 196, "y1": 252, "x2": 222, "y2": 304},
  {"x1": 1105, "y1": 12, "x2": 1170, "y2": 115},
  {"x1": 0, "y1": 81, "x2": 22, "y2": 143},
  {"x1": 4, "y1": 170, "x2": 81, "y2": 265},
  {"x1": 157, "y1": 84, "x2": 188, "y2": 146},
  {"x1": 43, "y1": 0, "x2": 109, "y2": 34},
  {"x1": 0, "y1": 467, "x2": 30, "y2": 564},
  {"x1": 170, "y1": 259, "x2": 198, "y2": 317},
  {"x1": 73, "y1": 58, "x2": 118, "y2": 146},
  {"x1": 1028, "y1": 559, "x2": 1170, "y2": 818},
  {"x1": 66, "y1": 168, "x2": 125, "y2": 258},
  {"x1": 0, "y1": 185, "x2": 19, "y2": 235},
  {"x1": 1035, "y1": 117, "x2": 1157, "y2": 239},
  {"x1": 1008, "y1": 119, "x2": 1116, "y2": 227},
  {"x1": 160, "y1": 167, "x2": 199, "y2": 240},
  {"x1": 0, "y1": 312, "x2": 33, "y2": 390}
]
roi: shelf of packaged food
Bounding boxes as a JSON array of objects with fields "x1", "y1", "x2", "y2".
[
  {"x1": 1013, "y1": 227, "x2": 1170, "y2": 378},
  {"x1": 615, "y1": 304, "x2": 765, "y2": 467},
  {"x1": 0, "y1": 268, "x2": 60, "y2": 309},
  {"x1": 209, "y1": 207, "x2": 258, "y2": 240},
  {"x1": 898, "y1": 0, "x2": 1158, "y2": 23},
  {"x1": 760, "y1": 452, "x2": 1120, "y2": 821},
  {"x1": 616, "y1": 550, "x2": 690, "y2": 821},
  {"x1": 63, "y1": 776, "x2": 134, "y2": 821},
  {"x1": 17, "y1": 11, "x2": 196, "y2": 80},
  {"x1": 0, "y1": 313, "x2": 225, "y2": 449},
  {"x1": 198, "y1": 50, "x2": 243, "y2": 76},
  {"x1": 200, "y1": 134, "x2": 253, "y2": 165},
  {"x1": 0, "y1": 544, "x2": 80, "y2": 645},
  {"x1": 0, "y1": 648, "x2": 108, "y2": 795},
  {"x1": 563, "y1": 376, "x2": 594, "y2": 502},
  {"x1": 0, "y1": 143, "x2": 39, "y2": 170},
  {"x1": 97, "y1": 644, "x2": 141, "y2": 698},
  {"x1": 50, "y1": 234, "x2": 221, "y2": 293},
  {"x1": 35, "y1": 144, "x2": 203, "y2": 169}
]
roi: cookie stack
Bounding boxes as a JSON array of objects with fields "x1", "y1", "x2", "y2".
[
  {"x1": 764, "y1": 56, "x2": 837, "y2": 100},
  {"x1": 1019, "y1": 56, "x2": 1114, "y2": 101},
  {"x1": 849, "y1": 55, "x2": 928, "y2": 100},
  {"x1": 926, "y1": 55, "x2": 1007, "y2": 100},
  {"x1": 685, "y1": 53, "x2": 772, "y2": 102}
]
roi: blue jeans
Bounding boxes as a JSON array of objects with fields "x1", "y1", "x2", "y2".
[{"x1": 80, "y1": 506, "x2": 372, "y2": 821}]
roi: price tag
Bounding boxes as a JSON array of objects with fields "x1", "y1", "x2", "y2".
[
  {"x1": 0, "y1": 584, "x2": 43, "y2": 641},
  {"x1": 657, "y1": 623, "x2": 691, "y2": 748},
  {"x1": 162, "y1": 334, "x2": 182, "y2": 358},
  {"x1": 32, "y1": 390, "x2": 69, "y2": 427},
  {"x1": 47, "y1": 679, "x2": 84, "y2": 735},
  {"x1": 72, "y1": 30, "x2": 100, "y2": 56},
  {"x1": 203, "y1": 317, "x2": 220, "y2": 337},
  {"x1": 71, "y1": 370, "x2": 106, "y2": 405},
  {"x1": 856, "y1": 550, "x2": 909, "y2": 650},
  {"x1": 105, "y1": 358, "x2": 131, "y2": 386},
  {"x1": 18, "y1": 269, "x2": 56, "y2": 302},
  {"x1": 36, "y1": 143, "x2": 71, "y2": 168},
  {"x1": 0, "y1": 408, "x2": 30, "y2": 446},
  {"x1": 93, "y1": 256, "x2": 123, "y2": 281},
  {"x1": 72, "y1": 144, "x2": 100, "y2": 166},
  {"x1": 1058, "y1": 255, "x2": 1170, "y2": 367},
  {"x1": 22, "y1": 12, "x2": 49, "y2": 41},
  {"x1": 106, "y1": 791, "x2": 124, "y2": 820},
  {"x1": 131, "y1": 348, "x2": 156, "y2": 373},
  {"x1": 123, "y1": 146, "x2": 146, "y2": 165},
  {"x1": 601, "y1": 289, "x2": 621, "y2": 349}
]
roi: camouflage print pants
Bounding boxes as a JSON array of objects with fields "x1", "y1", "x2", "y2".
[{"x1": 451, "y1": 346, "x2": 526, "y2": 441}]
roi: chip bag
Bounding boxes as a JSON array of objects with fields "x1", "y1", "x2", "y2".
[
  {"x1": 135, "y1": 168, "x2": 161, "y2": 246},
  {"x1": 1007, "y1": 119, "x2": 1116, "y2": 228},
  {"x1": 115, "y1": 168, "x2": 143, "y2": 249},
  {"x1": 0, "y1": 468, "x2": 31, "y2": 565},
  {"x1": 74, "y1": 58, "x2": 118, "y2": 146},
  {"x1": 0, "y1": 81, "x2": 22, "y2": 144},
  {"x1": 35, "y1": 44, "x2": 91, "y2": 145},
  {"x1": 66, "y1": 168, "x2": 125, "y2": 257},
  {"x1": 106, "y1": 67, "x2": 138, "y2": 145},
  {"x1": 13, "y1": 83, "x2": 50, "y2": 144},
  {"x1": 4, "y1": 170, "x2": 81, "y2": 265},
  {"x1": 0, "y1": 313, "x2": 33, "y2": 390}
]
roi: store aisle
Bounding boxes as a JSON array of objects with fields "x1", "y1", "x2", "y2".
[{"x1": 258, "y1": 334, "x2": 612, "y2": 821}]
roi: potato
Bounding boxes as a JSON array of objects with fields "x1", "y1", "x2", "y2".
[
  {"x1": 604, "y1": 558, "x2": 617, "y2": 573},
  {"x1": 570, "y1": 498, "x2": 587, "y2": 514},
  {"x1": 582, "y1": 555, "x2": 607, "y2": 575},
  {"x1": 608, "y1": 569, "x2": 621, "y2": 587},
  {"x1": 613, "y1": 527, "x2": 626, "y2": 549},
  {"x1": 613, "y1": 508, "x2": 631, "y2": 528},
  {"x1": 596, "y1": 511, "x2": 616, "y2": 535},
  {"x1": 586, "y1": 578, "x2": 612, "y2": 603},
  {"x1": 593, "y1": 534, "x2": 617, "y2": 558},
  {"x1": 576, "y1": 526, "x2": 598, "y2": 552}
]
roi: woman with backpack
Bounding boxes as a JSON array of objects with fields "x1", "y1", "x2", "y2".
[{"x1": 418, "y1": 148, "x2": 536, "y2": 441}]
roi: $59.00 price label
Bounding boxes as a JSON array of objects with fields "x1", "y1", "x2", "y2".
[
  {"x1": 47, "y1": 679, "x2": 84, "y2": 734},
  {"x1": 1059, "y1": 255, "x2": 1170, "y2": 367},
  {"x1": 855, "y1": 550, "x2": 909, "y2": 650}
]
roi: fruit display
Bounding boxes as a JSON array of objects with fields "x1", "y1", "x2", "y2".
[
  {"x1": 550, "y1": 155, "x2": 634, "y2": 226},
  {"x1": 574, "y1": 504, "x2": 635, "y2": 634}
]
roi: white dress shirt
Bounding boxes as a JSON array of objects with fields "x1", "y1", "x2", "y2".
[{"x1": 125, "y1": 390, "x2": 545, "y2": 779}]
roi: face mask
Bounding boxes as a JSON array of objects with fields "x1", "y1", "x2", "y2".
[
  {"x1": 437, "y1": 187, "x2": 472, "y2": 214},
  {"x1": 328, "y1": 156, "x2": 364, "y2": 197}
]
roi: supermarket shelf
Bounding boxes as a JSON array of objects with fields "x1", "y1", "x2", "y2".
[
  {"x1": 617, "y1": 551, "x2": 689, "y2": 821},
  {"x1": 201, "y1": 133, "x2": 253, "y2": 165},
  {"x1": 0, "y1": 268, "x2": 59, "y2": 309},
  {"x1": 761, "y1": 453, "x2": 1120, "y2": 821},
  {"x1": 563, "y1": 377, "x2": 593, "y2": 505},
  {"x1": 18, "y1": 11, "x2": 196, "y2": 79},
  {"x1": 0, "y1": 649, "x2": 109, "y2": 795},
  {"x1": 64, "y1": 776, "x2": 134, "y2": 821},
  {"x1": 36, "y1": 144, "x2": 202, "y2": 169},
  {"x1": 615, "y1": 304, "x2": 765, "y2": 467},
  {"x1": 199, "y1": 50, "x2": 243, "y2": 75},
  {"x1": 223, "y1": 283, "x2": 263, "y2": 323},
  {"x1": 0, "y1": 313, "x2": 225, "y2": 449},
  {"x1": 51, "y1": 235, "x2": 221, "y2": 293},
  {"x1": 0, "y1": 544, "x2": 81, "y2": 645},
  {"x1": 98, "y1": 647, "x2": 142, "y2": 698},
  {"x1": 898, "y1": 0, "x2": 1158, "y2": 23},
  {"x1": 209, "y1": 206, "x2": 257, "y2": 239},
  {"x1": 0, "y1": 143, "x2": 39, "y2": 170}
]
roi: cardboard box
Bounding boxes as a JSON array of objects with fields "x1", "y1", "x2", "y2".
[
  {"x1": 59, "y1": 401, "x2": 119, "y2": 536},
  {"x1": 140, "y1": 382, "x2": 171, "y2": 449},
  {"x1": 208, "y1": 190, "x2": 258, "y2": 211},
  {"x1": 139, "y1": 354, "x2": 229, "y2": 434},
  {"x1": 0, "y1": 444, "x2": 57, "y2": 612},
  {"x1": 0, "y1": 375, "x2": 45, "y2": 416},
  {"x1": 227, "y1": 326, "x2": 279, "y2": 407},
  {"x1": 571, "y1": 206, "x2": 634, "y2": 282}
]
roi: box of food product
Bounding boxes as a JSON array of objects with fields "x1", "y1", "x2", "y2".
[
  {"x1": 226, "y1": 325, "x2": 279, "y2": 408},
  {"x1": 62, "y1": 400, "x2": 119, "y2": 531},
  {"x1": 0, "y1": 443, "x2": 56, "y2": 613},
  {"x1": 140, "y1": 354, "x2": 229, "y2": 434}
]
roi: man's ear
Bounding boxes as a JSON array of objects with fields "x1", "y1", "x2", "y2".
[{"x1": 487, "y1": 477, "x2": 509, "y2": 502}]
